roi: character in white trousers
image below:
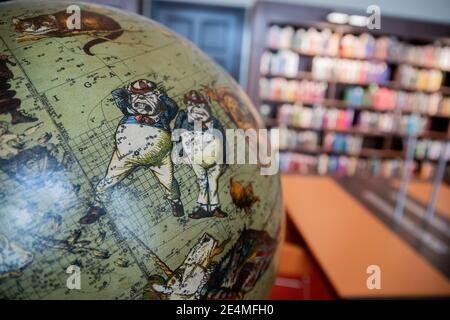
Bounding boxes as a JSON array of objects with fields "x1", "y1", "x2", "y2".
[
  {"x1": 173, "y1": 90, "x2": 227, "y2": 219},
  {"x1": 79, "y1": 79, "x2": 184, "y2": 224}
]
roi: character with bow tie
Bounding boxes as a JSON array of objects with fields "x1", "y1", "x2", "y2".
[
  {"x1": 173, "y1": 90, "x2": 227, "y2": 219},
  {"x1": 80, "y1": 79, "x2": 184, "y2": 224}
]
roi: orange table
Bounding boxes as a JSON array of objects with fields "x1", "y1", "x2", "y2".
[{"x1": 282, "y1": 175, "x2": 450, "y2": 298}]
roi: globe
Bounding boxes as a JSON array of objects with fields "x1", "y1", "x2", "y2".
[{"x1": 0, "y1": 1, "x2": 283, "y2": 299}]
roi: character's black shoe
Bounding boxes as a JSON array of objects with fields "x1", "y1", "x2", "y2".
[
  {"x1": 188, "y1": 206, "x2": 211, "y2": 219},
  {"x1": 11, "y1": 110, "x2": 38, "y2": 124},
  {"x1": 211, "y1": 207, "x2": 228, "y2": 218},
  {"x1": 79, "y1": 206, "x2": 106, "y2": 224},
  {"x1": 170, "y1": 200, "x2": 184, "y2": 217}
]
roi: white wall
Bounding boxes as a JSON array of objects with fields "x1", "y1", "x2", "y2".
[{"x1": 149, "y1": 0, "x2": 450, "y2": 24}]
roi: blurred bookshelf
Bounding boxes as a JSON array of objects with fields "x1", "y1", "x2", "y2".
[{"x1": 248, "y1": 1, "x2": 450, "y2": 180}]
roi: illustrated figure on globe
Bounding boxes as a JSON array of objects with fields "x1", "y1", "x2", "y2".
[
  {"x1": 80, "y1": 79, "x2": 184, "y2": 224},
  {"x1": 173, "y1": 90, "x2": 228, "y2": 220}
]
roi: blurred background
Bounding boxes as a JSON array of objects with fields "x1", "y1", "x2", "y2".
[{"x1": 7, "y1": 0, "x2": 450, "y2": 299}]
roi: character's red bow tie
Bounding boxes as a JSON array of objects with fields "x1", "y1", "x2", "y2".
[{"x1": 135, "y1": 115, "x2": 158, "y2": 124}]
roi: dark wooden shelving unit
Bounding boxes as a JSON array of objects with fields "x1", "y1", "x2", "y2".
[
  {"x1": 261, "y1": 97, "x2": 450, "y2": 118},
  {"x1": 248, "y1": 1, "x2": 450, "y2": 179},
  {"x1": 267, "y1": 46, "x2": 450, "y2": 72},
  {"x1": 262, "y1": 70, "x2": 448, "y2": 95},
  {"x1": 269, "y1": 120, "x2": 450, "y2": 140},
  {"x1": 279, "y1": 146, "x2": 405, "y2": 159}
]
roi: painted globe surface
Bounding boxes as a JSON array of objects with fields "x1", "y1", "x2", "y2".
[{"x1": 0, "y1": 1, "x2": 283, "y2": 299}]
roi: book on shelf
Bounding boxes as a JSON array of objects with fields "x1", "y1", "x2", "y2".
[
  {"x1": 260, "y1": 23, "x2": 450, "y2": 179},
  {"x1": 266, "y1": 25, "x2": 450, "y2": 71}
]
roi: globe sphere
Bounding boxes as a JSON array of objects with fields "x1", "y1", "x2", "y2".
[{"x1": 0, "y1": 0, "x2": 283, "y2": 299}]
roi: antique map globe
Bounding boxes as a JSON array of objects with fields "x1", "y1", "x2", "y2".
[{"x1": 0, "y1": 1, "x2": 283, "y2": 299}]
